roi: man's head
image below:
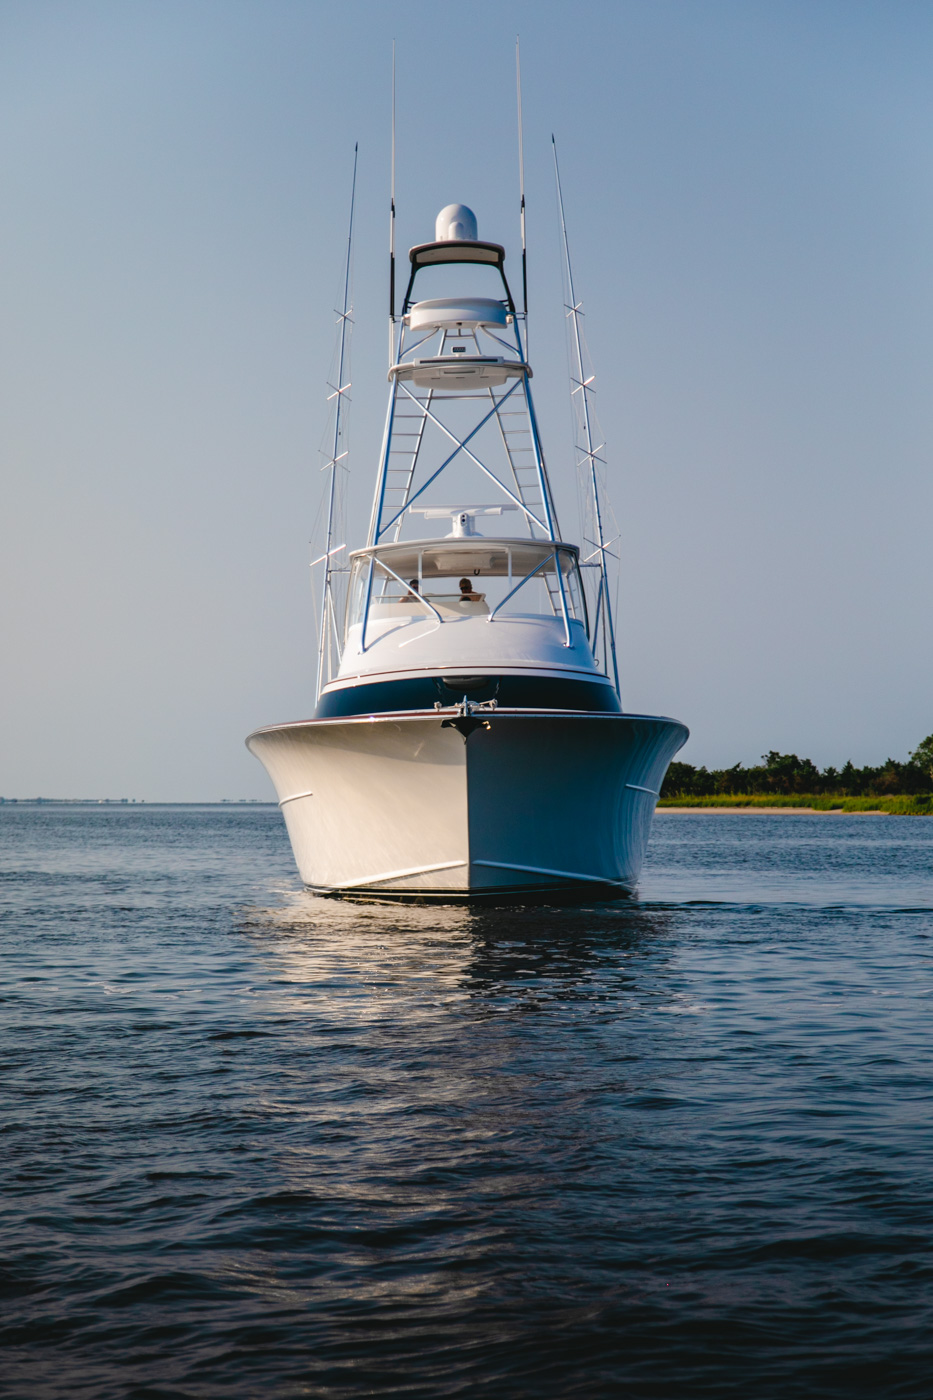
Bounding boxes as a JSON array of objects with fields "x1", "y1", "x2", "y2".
[{"x1": 459, "y1": 578, "x2": 472, "y2": 594}]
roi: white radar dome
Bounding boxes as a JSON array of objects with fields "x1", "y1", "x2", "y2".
[{"x1": 435, "y1": 204, "x2": 478, "y2": 242}]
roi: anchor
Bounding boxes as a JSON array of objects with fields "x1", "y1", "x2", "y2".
[{"x1": 440, "y1": 696, "x2": 494, "y2": 740}]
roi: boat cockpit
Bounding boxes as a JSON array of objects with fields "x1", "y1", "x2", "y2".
[{"x1": 345, "y1": 536, "x2": 588, "y2": 650}]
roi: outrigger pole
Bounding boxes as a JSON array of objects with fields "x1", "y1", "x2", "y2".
[
  {"x1": 552, "y1": 135, "x2": 621, "y2": 697},
  {"x1": 314, "y1": 141, "x2": 358, "y2": 702}
]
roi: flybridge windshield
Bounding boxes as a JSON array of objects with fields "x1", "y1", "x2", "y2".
[
  {"x1": 345, "y1": 539, "x2": 588, "y2": 642},
  {"x1": 350, "y1": 539, "x2": 574, "y2": 579}
]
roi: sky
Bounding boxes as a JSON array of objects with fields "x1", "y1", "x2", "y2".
[{"x1": 2, "y1": 0, "x2": 932, "y2": 799}]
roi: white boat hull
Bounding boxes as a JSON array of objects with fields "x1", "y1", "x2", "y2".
[{"x1": 247, "y1": 711, "x2": 687, "y2": 899}]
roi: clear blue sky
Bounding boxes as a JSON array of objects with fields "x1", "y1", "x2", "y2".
[{"x1": 2, "y1": 0, "x2": 931, "y2": 799}]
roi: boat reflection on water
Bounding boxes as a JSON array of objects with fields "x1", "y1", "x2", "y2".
[{"x1": 234, "y1": 887, "x2": 679, "y2": 1019}]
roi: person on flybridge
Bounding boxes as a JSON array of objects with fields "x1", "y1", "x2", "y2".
[{"x1": 459, "y1": 578, "x2": 482, "y2": 603}]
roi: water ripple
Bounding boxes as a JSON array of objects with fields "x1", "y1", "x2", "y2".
[{"x1": 0, "y1": 805, "x2": 932, "y2": 1397}]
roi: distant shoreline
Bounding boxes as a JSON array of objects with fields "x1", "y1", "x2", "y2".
[
  {"x1": 658, "y1": 805, "x2": 881, "y2": 815},
  {"x1": 3, "y1": 796, "x2": 929, "y2": 815},
  {"x1": 0, "y1": 799, "x2": 277, "y2": 807},
  {"x1": 657, "y1": 794, "x2": 932, "y2": 816}
]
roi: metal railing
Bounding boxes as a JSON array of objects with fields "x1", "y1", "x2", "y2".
[
  {"x1": 359, "y1": 554, "x2": 442, "y2": 652},
  {"x1": 487, "y1": 549, "x2": 573, "y2": 648}
]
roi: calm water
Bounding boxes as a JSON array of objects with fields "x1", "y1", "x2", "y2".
[{"x1": 1, "y1": 805, "x2": 932, "y2": 1399}]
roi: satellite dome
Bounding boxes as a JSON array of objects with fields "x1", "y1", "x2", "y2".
[{"x1": 435, "y1": 204, "x2": 478, "y2": 242}]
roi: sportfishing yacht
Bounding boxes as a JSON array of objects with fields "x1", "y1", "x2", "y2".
[{"x1": 248, "y1": 183, "x2": 687, "y2": 897}]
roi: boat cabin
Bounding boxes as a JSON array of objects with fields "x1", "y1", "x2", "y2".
[{"x1": 345, "y1": 537, "x2": 588, "y2": 650}]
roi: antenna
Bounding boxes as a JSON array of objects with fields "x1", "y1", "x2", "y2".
[
  {"x1": 389, "y1": 41, "x2": 396, "y2": 326},
  {"x1": 515, "y1": 37, "x2": 528, "y2": 321},
  {"x1": 315, "y1": 141, "x2": 358, "y2": 701},
  {"x1": 552, "y1": 135, "x2": 621, "y2": 697}
]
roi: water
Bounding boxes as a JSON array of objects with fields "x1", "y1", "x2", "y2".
[{"x1": 1, "y1": 804, "x2": 932, "y2": 1399}]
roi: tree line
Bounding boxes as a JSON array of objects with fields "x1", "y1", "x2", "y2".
[{"x1": 661, "y1": 735, "x2": 933, "y2": 799}]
